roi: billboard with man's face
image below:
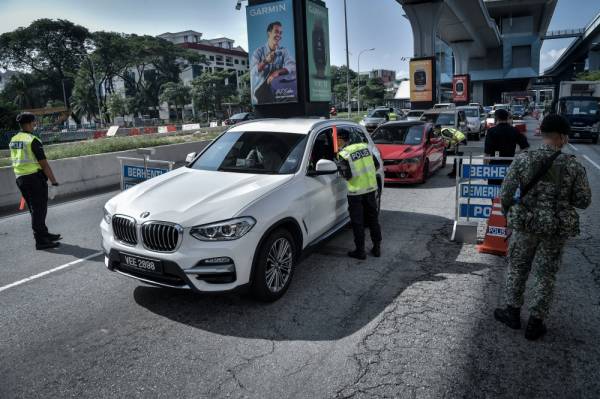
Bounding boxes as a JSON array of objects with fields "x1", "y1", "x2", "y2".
[
  {"x1": 306, "y1": 0, "x2": 331, "y2": 102},
  {"x1": 247, "y1": 0, "x2": 298, "y2": 105},
  {"x1": 409, "y1": 57, "x2": 434, "y2": 103}
]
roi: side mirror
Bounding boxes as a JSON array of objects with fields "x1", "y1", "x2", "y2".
[
  {"x1": 310, "y1": 159, "x2": 338, "y2": 176},
  {"x1": 185, "y1": 152, "x2": 197, "y2": 164}
]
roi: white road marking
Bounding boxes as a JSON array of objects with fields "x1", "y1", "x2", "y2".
[
  {"x1": 568, "y1": 143, "x2": 579, "y2": 152},
  {"x1": 0, "y1": 251, "x2": 103, "y2": 293},
  {"x1": 583, "y1": 155, "x2": 600, "y2": 173}
]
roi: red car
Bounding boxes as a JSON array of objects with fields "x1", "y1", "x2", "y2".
[{"x1": 372, "y1": 121, "x2": 447, "y2": 184}]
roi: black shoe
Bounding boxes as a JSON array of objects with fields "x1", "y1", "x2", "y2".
[
  {"x1": 36, "y1": 240, "x2": 60, "y2": 250},
  {"x1": 370, "y1": 244, "x2": 381, "y2": 257},
  {"x1": 348, "y1": 250, "x2": 367, "y2": 260},
  {"x1": 525, "y1": 317, "x2": 547, "y2": 341},
  {"x1": 494, "y1": 305, "x2": 521, "y2": 329},
  {"x1": 45, "y1": 233, "x2": 62, "y2": 241}
]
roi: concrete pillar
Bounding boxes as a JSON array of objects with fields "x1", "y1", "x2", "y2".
[
  {"x1": 451, "y1": 41, "x2": 474, "y2": 75},
  {"x1": 402, "y1": 2, "x2": 444, "y2": 57},
  {"x1": 472, "y1": 81, "x2": 484, "y2": 104}
]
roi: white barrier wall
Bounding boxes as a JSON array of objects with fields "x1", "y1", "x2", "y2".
[{"x1": 0, "y1": 141, "x2": 210, "y2": 211}]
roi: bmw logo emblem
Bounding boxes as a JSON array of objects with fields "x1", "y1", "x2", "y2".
[{"x1": 140, "y1": 212, "x2": 150, "y2": 219}]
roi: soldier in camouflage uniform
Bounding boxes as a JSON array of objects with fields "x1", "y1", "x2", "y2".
[{"x1": 494, "y1": 114, "x2": 591, "y2": 340}]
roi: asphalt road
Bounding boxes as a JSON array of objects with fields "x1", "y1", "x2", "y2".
[{"x1": 1, "y1": 120, "x2": 599, "y2": 398}]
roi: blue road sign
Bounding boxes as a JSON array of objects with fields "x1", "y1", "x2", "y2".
[
  {"x1": 460, "y1": 184, "x2": 501, "y2": 199},
  {"x1": 123, "y1": 165, "x2": 169, "y2": 180},
  {"x1": 462, "y1": 164, "x2": 509, "y2": 179},
  {"x1": 460, "y1": 204, "x2": 492, "y2": 219}
]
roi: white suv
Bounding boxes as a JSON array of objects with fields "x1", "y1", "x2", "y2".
[{"x1": 101, "y1": 118, "x2": 384, "y2": 301}]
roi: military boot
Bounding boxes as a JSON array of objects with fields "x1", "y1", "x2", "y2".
[
  {"x1": 494, "y1": 305, "x2": 521, "y2": 329},
  {"x1": 370, "y1": 242, "x2": 381, "y2": 258},
  {"x1": 525, "y1": 317, "x2": 547, "y2": 341},
  {"x1": 348, "y1": 249, "x2": 367, "y2": 260}
]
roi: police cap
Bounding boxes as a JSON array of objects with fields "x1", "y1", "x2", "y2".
[
  {"x1": 540, "y1": 114, "x2": 570, "y2": 136},
  {"x1": 494, "y1": 108, "x2": 509, "y2": 121},
  {"x1": 16, "y1": 112, "x2": 36, "y2": 124}
]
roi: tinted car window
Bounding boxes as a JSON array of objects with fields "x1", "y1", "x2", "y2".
[
  {"x1": 463, "y1": 109, "x2": 479, "y2": 117},
  {"x1": 371, "y1": 125, "x2": 424, "y2": 145},
  {"x1": 192, "y1": 131, "x2": 307, "y2": 174},
  {"x1": 230, "y1": 113, "x2": 248, "y2": 120},
  {"x1": 368, "y1": 109, "x2": 388, "y2": 118},
  {"x1": 435, "y1": 113, "x2": 456, "y2": 125}
]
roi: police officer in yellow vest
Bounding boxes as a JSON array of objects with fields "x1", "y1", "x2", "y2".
[
  {"x1": 438, "y1": 125, "x2": 466, "y2": 178},
  {"x1": 336, "y1": 128, "x2": 382, "y2": 260},
  {"x1": 10, "y1": 112, "x2": 62, "y2": 250}
]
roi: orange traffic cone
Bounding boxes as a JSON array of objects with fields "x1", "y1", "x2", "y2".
[
  {"x1": 477, "y1": 197, "x2": 509, "y2": 256},
  {"x1": 18, "y1": 196, "x2": 26, "y2": 210}
]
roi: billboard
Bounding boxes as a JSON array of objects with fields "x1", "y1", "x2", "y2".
[
  {"x1": 247, "y1": 0, "x2": 298, "y2": 105},
  {"x1": 306, "y1": 0, "x2": 331, "y2": 102},
  {"x1": 409, "y1": 57, "x2": 434, "y2": 103},
  {"x1": 452, "y1": 74, "x2": 469, "y2": 103}
]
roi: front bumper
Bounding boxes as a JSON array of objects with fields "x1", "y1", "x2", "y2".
[
  {"x1": 383, "y1": 162, "x2": 423, "y2": 184},
  {"x1": 570, "y1": 128, "x2": 598, "y2": 140},
  {"x1": 101, "y1": 219, "x2": 258, "y2": 293}
]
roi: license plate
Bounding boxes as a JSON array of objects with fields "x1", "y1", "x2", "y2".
[{"x1": 120, "y1": 253, "x2": 163, "y2": 274}]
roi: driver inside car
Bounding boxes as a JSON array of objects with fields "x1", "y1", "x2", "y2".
[{"x1": 245, "y1": 139, "x2": 283, "y2": 171}]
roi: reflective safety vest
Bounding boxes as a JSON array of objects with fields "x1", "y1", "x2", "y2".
[
  {"x1": 441, "y1": 127, "x2": 466, "y2": 145},
  {"x1": 9, "y1": 132, "x2": 42, "y2": 177},
  {"x1": 338, "y1": 143, "x2": 378, "y2": 196},
  {"x1": 388, "y1": 112, "x2": 397, "y2": 121}
]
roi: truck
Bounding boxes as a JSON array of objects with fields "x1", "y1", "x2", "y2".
[{"x1": 556, "y1": 81, "x2": 600, "y2": 144}]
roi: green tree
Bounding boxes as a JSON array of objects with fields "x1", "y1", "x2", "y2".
[
  {"x1": 191, "y1": 70, "x2": 237, "y2": 117},
  {"x1": 106, "y1": 94, "x2": 128, "y2": 121},
  {"x1": 238, "y1": 72, "x2": 252, "y2": 110},
  {"x1": 1, "y1": 73, "x2": 37, "y2": 109},
  {"x1": 360, "y1": 77, "x2": 385, "y2": 108},
  {"x1": 576, "y1": 70, "x2": 600, "y2": 81},
  {"x1": 0, "y1": 19, "x2": 91, "y2": 108},
  {"x1": 159, "y1": 81, "x2": 191, "y2": 121},
  {"x1": 70, "y1": 65, "x2": 99, "y2": 122},
  {"x1": 0, "y1": 98, "x2": 19, "y2": 130}
]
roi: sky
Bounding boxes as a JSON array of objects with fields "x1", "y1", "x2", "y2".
[{"x1": 0, "y1": 0, "x2": 598, "y2": 76}]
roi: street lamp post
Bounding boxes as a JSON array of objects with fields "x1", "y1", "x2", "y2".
[
  {"x1": 344, "y1": 0, "x2": 351, "y2": 117},
  {"x1": 357, "y1": 48, "x2": 375, "y2": 115}
]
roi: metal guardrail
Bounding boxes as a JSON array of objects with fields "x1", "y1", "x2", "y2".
[{"x1": 542, "y1": 28, "x2": 585, "y2": 40}]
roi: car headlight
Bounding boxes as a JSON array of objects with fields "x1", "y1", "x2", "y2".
[
  {"x1": 190, "y1": 217, "x2": 256, "y2": 241},
  {"x1": 359, "y1": 120, "x2": 366, "y2": 126},
  {"x1": 103, "y1": 207, "x2": 112, "y2": 224}
]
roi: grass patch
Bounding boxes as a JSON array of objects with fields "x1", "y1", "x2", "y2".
[{"x1": 0, "y1": 130, "x2": 222, "y2": 167}]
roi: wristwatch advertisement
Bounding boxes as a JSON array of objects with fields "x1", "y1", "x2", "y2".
[
  {"x1": 409, "y1": 57, "x2": 434, "y2": 103},
  {"x1": 306, "y1": 0, "x2": 331, "y2": 102}
]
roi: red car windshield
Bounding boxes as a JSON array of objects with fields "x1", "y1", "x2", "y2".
[{"x1": 372, "y1": 125, "x2": 424, "y2": 145}]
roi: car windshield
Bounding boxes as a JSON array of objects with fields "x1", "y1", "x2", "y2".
[
  {"x1": 191, "y1": 131, "x2": 307, "y2": 174},
  {"x1": 367, "y1": 109, "x2": 388, "y2": 118},
  {"x1": 562, "y1": 100, "x2": 599, "y2": 116},
  {"x1": 462, "y1": 109, "x2": 479, "y2": 117},
  {"x1": 511, "y1": 106, "x2": 524, "y2": 112},
  {"x1": 422, "y1": 113, "x2": 455, "y2": 125},
  {"x1": 407, "y1": 111, "x2": 422, "y2": 117},
  {"x1": 371, "y1": 125, "x2": 423, "y2": 145},
  {"x1": 230, "y1": 113, "x2": 248, "y2": 120}
]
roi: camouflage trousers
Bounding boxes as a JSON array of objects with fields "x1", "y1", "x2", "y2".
[{"x1": 505, "y1": 230, "x2": 566, "y2": 320}]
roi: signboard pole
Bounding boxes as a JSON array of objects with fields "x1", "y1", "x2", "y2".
[{"x1": 467, "y1": 152, "x2": 472, "y2": 222}]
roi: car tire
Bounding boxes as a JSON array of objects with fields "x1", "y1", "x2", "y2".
[
  {"x1": 251, "y1": 228, "x2": 296, "y2": 302},
  {"x1": 592, "y1": 136, "x2": 598, "y2": 145},
  {"x1": 420, "y1": 160, "x2": 429, "y2": 184}
]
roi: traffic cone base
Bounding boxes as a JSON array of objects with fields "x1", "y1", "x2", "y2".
[
  {"x1": 18, "y1": 196, "x2": 26, "y2": 210},
  {"x1": 477, "y1": 197, "x2": 509, "y2": 256}
]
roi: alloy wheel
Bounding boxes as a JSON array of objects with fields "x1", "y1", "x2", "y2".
[{"x1": 265, "y1": 237, "x2": 293, "y2": 293}]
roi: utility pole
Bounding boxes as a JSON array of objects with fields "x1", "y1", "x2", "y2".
[
  {"x1": 357, "y1": 48, "x2": 375, "y2": 115},
  {"x1": 344, "y1": 0, "x2": 351, "y2": 117}
]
